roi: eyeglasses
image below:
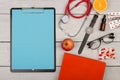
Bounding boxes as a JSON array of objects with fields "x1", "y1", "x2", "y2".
[{"x1": 87, "y1": 33, "x2": 115, "y2": 50}]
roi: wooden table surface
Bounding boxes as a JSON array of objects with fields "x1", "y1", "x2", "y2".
[{"x1": 0, "y1": 0, "x2": 120, "y2": 80}]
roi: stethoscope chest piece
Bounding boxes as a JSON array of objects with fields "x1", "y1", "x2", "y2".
[{"x1": 61, "y1": 15, "x2": 70, "y2": 24}]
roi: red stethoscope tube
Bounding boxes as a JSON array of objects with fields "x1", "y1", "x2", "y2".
[{"x1": 64, "y1": 0, "x2": 92, "y2": 18}]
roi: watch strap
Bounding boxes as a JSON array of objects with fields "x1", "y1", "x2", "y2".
[
  {"x1": 78, "y1": 14, "x2": 98, "y2": 54},
  {"x1": 78, "y1": 33, "x2": 90, "y2": 54},
  {"x1": 89, "y1": 14, "x2": 98, "y2": 28}
]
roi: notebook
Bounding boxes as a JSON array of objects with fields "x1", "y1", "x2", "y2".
[
  {"x1": 11, "y1": 8, "x2": 56, "y2": 72},
  {"x1": 59, "y1": 53, "x2": 106, "y2": 80}
]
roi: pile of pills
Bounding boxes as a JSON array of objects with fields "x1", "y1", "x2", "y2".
[{"x1": 99, "y1": 48, "x2": 115, "y2": 60}]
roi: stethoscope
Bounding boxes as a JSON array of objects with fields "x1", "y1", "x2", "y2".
[{"x1": 58, "y1": 0, "x2": 92, "y2": 37}]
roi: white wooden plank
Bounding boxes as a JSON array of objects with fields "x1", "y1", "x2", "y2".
[
  {"x1": 0, "y1": 43, "x2": 120, "y2": 66},
  {"x1": 0, "y1": 15, "x2": 10, "y2": 41},
  {"x1": 0, "y1": 0, "x2": 120, "y2": 14},
  {"x1": 0, "y1": 0, "x2": 67, "y2": 14},
  {"x1": 0, "y1": 67, "x2": 120, "y2": 80},
  {"x1": 1, "y1": 14, "x2": 120, "y2": 41},
  {"x1": 104, "y1": 67, "x2": 120, "y2": 80},
  {"x1": 0, "y1": 43, "x2": 10, "y2": 66},
  {"x1": 0, "y1": 67, "x2": 60, "y2": 80}
]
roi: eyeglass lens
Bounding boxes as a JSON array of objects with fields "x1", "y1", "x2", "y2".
[
  {"x1": 103, "y1": 33, "x2": 115, "y2": 43},
  {"x1": 88, "y1": 39, "x2": 101, "y2": 50}
]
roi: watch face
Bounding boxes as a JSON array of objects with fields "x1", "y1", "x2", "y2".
[
  {"x1": 61, "y1": 15, "x2": 69, "y2": 24},
  {"x1": 85, "y1": 27, "x2": 93, "y2": 34}
]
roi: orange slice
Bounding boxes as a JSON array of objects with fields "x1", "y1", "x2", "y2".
[{"x1": 93, "y1": 0, "x2": 108, "y2": 12}]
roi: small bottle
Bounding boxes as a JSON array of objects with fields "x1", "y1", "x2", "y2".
[{"x1": 100, "y1": 15, "x2": 106, "y2": 31}]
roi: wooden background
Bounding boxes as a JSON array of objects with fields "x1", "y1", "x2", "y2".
[{"x1": 0, "y1": 0, "x2": 120, "y2": 80}]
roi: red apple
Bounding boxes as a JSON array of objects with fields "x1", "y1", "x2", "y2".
[{"x1": 61, "y1": 38, "x2": 74, "y2": 51}]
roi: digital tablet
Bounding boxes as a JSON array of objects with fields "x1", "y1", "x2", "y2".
[{"x1": 10, "y1": 8, "x2": 56, "y2": 72}]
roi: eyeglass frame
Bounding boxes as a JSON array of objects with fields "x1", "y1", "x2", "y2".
[{"x1": 87, "y1": 33, "x2": 115, "y2": 50}]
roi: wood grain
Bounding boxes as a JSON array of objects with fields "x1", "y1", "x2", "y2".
[
  {"x1": 0, "y1": 0, "x2": 120, "y2": 14},
  {"x1": 0, "y1": 67, "x2": 120, "y2": 80},
  {"x1": 0, "y1": 43, "x2": 120, "y2": 66},
  {"x1": 0, "y1": 0, "x2": 120, "y2": 80},
  {"x1": 0, "y1": 15, "x2": 120, "y2": 41}
]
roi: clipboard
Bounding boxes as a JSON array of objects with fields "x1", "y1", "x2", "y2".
[{"x1": 10, "y1": 8, "x2": 56, "y2": 72}]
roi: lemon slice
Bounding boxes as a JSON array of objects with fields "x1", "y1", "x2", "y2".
[{"x1": 93, "y1": 0, "x2": 108, "y2": 12}]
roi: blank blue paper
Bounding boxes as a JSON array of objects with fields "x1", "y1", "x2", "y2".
[{"x1": 11, "y1": 8, "x2": 55, "y2": 71}]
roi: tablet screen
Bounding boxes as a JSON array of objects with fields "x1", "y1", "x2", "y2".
[{"x1": 11, "y1": 8, "x2": 55, "y2": 72}]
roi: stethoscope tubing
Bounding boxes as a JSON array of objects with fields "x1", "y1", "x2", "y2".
[
  {"x1": 58, "y1": 0, "x2": 92, "y2": 37},
  {"x1": 65, "y1": 0, "x2": 92, "y2": 18}
]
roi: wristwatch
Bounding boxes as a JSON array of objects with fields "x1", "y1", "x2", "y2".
[{"x1": 78, "y1": 14, "x2": 98, "y2": 54}]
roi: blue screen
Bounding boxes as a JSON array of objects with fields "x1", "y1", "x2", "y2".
[{"x1": 11, "y1": 8, "x2": 55, "y2": 71}]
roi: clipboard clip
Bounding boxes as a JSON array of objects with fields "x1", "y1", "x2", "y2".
[{"x1": 21, "y1": 8, "x2": 44, "y2": 14}]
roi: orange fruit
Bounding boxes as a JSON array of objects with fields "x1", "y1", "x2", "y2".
[{"x1": 93, "y1": 0, "x2": 108, "y2": 12}]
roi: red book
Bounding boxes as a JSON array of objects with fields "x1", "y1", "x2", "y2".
[{"x1": 59, "y1": 53, "x2": 106, "y2": 80}]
